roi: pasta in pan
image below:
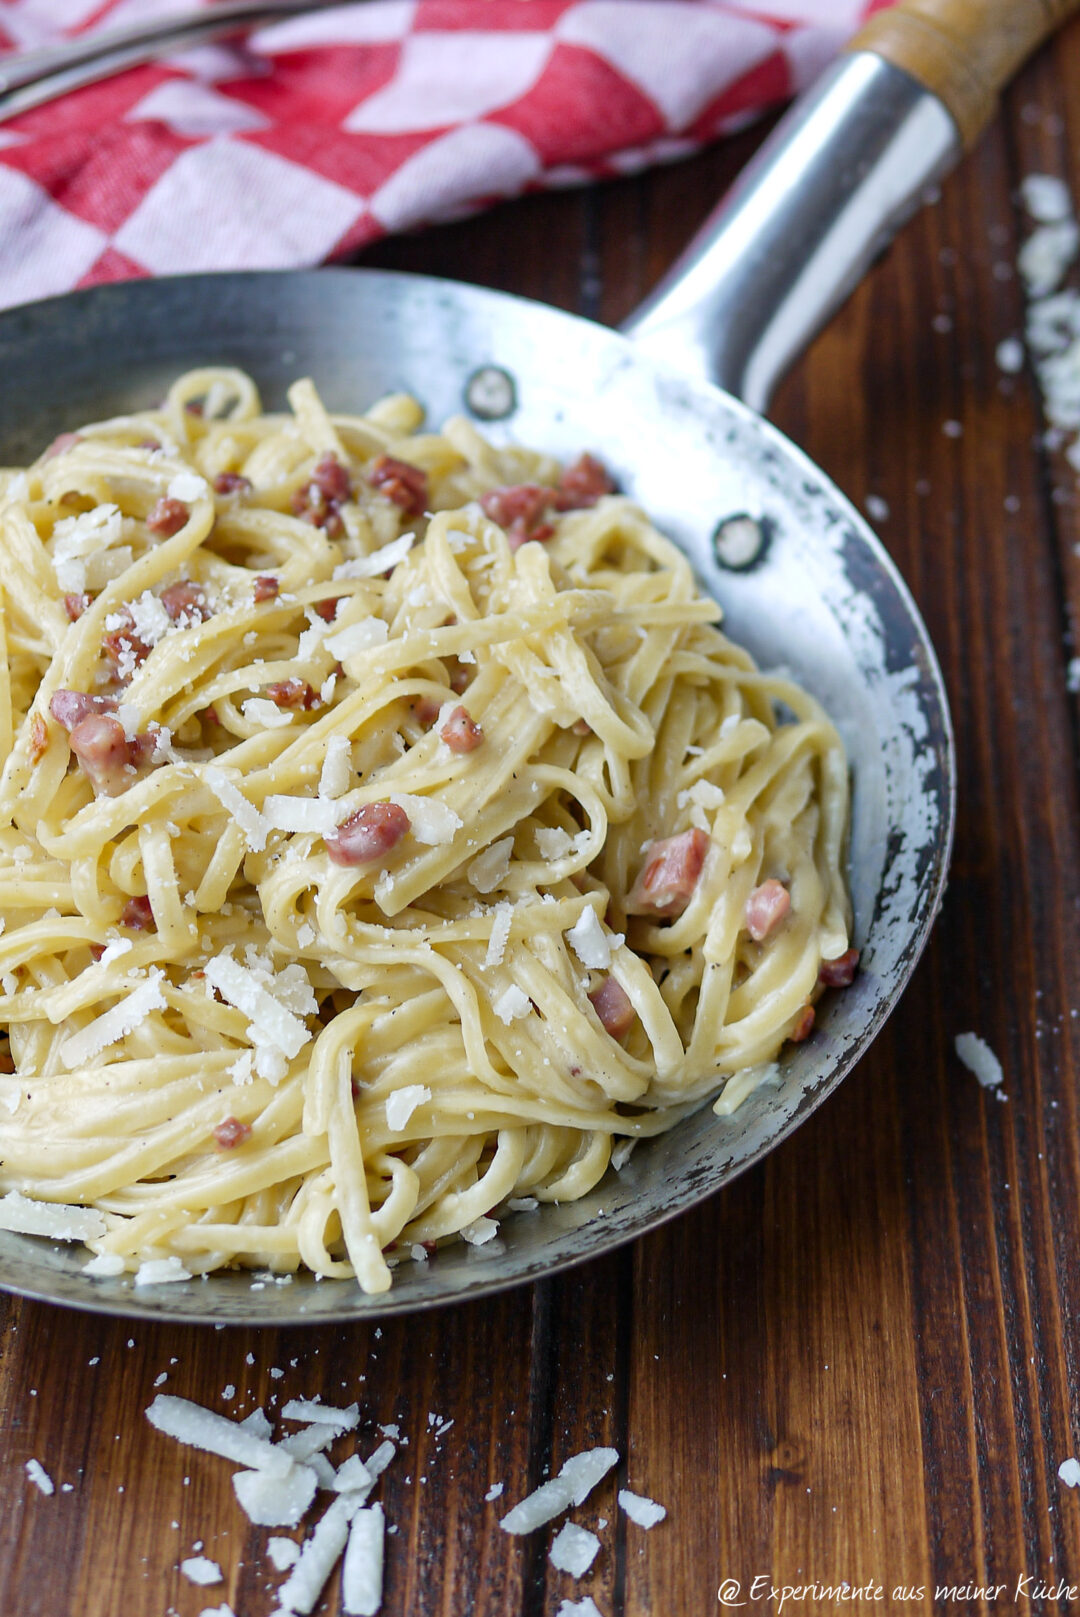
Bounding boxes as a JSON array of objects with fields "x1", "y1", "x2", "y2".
[{"x1": 0, "y1": 369, "x2": 855, "y2": 1293}]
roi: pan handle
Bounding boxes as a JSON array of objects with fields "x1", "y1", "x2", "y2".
[{"x1": 622, "y1": 0, "x2": 1080, "y2": 413}]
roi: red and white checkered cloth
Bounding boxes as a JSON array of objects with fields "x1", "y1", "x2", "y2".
[{"x1": 0, "y1": 0, "x2": 889, "y2": 310}]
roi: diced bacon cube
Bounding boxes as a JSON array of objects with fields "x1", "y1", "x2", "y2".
[
  {"x1": 412, "y1": 696, "x2": 442, "y2": 727},
  {"x1": 68, "y1": 713, "x2": 135, "y2": 796},
  {"x1": 480, "y1": 483, "x2": 549, "y2": 533},
  {"x1": 49, "y1": 690, "x2": 118, "y2": 732},
  {"x1": 253, "y1": 575, "x2": 279, "y2": 602},
  {"x1": 291, "y1": 484, "x2": 343, "y2": 538},
  {"x1": 440, "y1": 705, "x2": 483, "y2": 753},
  {"x1": 63, "y1": 592, "x2": 92, "y2": 622},
  {"x1": 43, "y1": 431, "x2": 81, "y2": 460},
  {"x1": 368, "y1": 455, "x2": 427, "y2": 516},
  {"x1": 121, "y1": 895, "x2": 155, "y2": 931},
  {"x1": 265, "y1": 678, "x2": 318, "y2": 710},
  {"x1": 553, "y1": 453, "x2": 615, "y2": 510},
  {"x1": 214, "y1": 1116, "x2": 251, "y2": 1150},
  {"x1": 313, "y1": 596, "x2": 341, "y2": 622},
  {"x1": 819, "y1": 948, "x2": 859, "y2": 988},
  {"x1": 160, "y1": 581, "x2": 209, "y2": 622},
  {"x1": 325, "y1": 802, "x2": 410, "y2": 866},
  {"x1": 28, "y1": 713, "x2": 48, "y2": 764},
  {"x1": 744, "y1": 879, "x2": 791, "y2": 942},
  {"x1": 311, "y1": 453, "x2": 351, "y2": 504},
  {"x1": 588, "y1": 976, "x2": 635, "y2": 1041},
  {"x1": 213, "y1": 472, "x2": 252, "y2": 496},
  {"x1": 626, "y1": 828, "x2": 709, "y2": 919},
  {"x1": 147, "y1": 496, "x2": 189, "y2": 537},
  {"x1": 788, "y1": 1003, "x2": 815, "y2": 1043}
]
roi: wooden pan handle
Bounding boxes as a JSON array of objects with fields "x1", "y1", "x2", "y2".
[{"x1": 849, "y1": 0, "x2": 1080, "y2": 147}]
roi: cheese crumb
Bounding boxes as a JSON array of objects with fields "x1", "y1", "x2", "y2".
[
  {"x1": 319, "y1": 735, "x2": 352, "y2": 799},
  {"x1": 135, "y1": 1256, "x2": 192, "y2": 1286},
  {"x1": 566, "y1": 906, "x2": 619, "y2": 970},
  {"x1": 59, "y1": 969, "x2": 168, "y2": 1069},
  {"x1": 180, "y1": 1556, "x2": 223, "y2": 1586},
  {"x1": 460, "y1": 1217, "x2": 499, "y2": 1246},
  {"x1": 326, "y1": 617, "x2": 389, "y2": 659},
  {"x1": 493, "y1": 985, "x2": 531, "y2": 1024},
  {"x1": 484, "y1": 902, "x2": 512, "y2": 970},
  {"x1": 25, "y1": 1459, "x2": 54, "y2": 1496},
  {"x1": 1059, "y1": 1457, "x2": 1080, "y2": 1488},
  {"x1": 549, "y1": 1521, "x2": 600, "y2": 1576},
  {"x1": 954, "y1": 1031, "x2": 1005, "y2": 1093},
  {"x1": 618, "y1": 1486, "x2": 667, "y2": 1527}
]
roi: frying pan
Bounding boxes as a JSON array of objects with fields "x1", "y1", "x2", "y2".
[{"x1": 0, "y1": 0, "x2": 1062, "y2": 1322}]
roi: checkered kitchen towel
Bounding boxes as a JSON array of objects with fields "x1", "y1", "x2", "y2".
[{"x1": 0, "y1": 0, "x2": 890, "y2": 309}]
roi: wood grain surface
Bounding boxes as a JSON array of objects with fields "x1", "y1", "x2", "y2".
[{"x1": 5, "y1": 25, "x2": 1080, "y2": 1617}]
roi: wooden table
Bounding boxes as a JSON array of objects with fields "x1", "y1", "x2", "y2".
[{"x1": 5, "y1": 29, "x2": 1080, "y2": 1617}]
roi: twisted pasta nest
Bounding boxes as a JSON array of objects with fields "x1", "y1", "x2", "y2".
[{"x1": 0, "y1": 369, "x2": 853, "y2": 1293}]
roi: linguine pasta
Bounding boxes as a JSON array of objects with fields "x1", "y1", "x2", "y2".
[{"x1": 0, "y1": 369, "x2": 853, "y2": 1293}]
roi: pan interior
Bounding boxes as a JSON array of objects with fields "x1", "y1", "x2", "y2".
[{"x1": 0, "y1": 270, "x2": 953, "y2": 1322}]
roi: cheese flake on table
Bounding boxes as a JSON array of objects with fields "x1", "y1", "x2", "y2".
[
  {"x1": 342, "y1": 1503, "x2": 385, "y2": 1616},
  {"x1": 0, "y1": 1191, "x2": 106, "y2": 1242},
  {"x1": 59, "y1": 969, "x2": 167, "y2": 1069},
  {"x1": 180, "y1": 1556, "x2": 223, "y2": 1586},
  {"x1": 555, "y1": 1600, "x2": 604, "y2": 1617},
  {"x1": 500, "y1": 1447, "x2": 619, "y2": 1534},
  {"x1": 1059, "y1": 1457, "x2": 1080, "y2": 1488},
  {"x1": 281, "y1": 1398, "x2": 360, "y2": 1433},
  {"x1": 233, "y1": 1464, "x2": 318, "y2": 1528},
  {"x1": 146, "y1": 1393, "x2": 293, "y2": 1476},
  {"x1": 618, "y1": 1487, "x2": 667, "y2": 1527},
  {"x1": 276, "y1": 1494, "x2": 358, "y2": 1616},
  {"x1": 24, "y1": 1459, "x2": 54, "y2": 1496},
  {"x1": 385, "y1": 1085, "x2": 430, "y2": 1133},
  {"x1": 267, "y1": 1537, "x2": 301, "y2": 1571},
  {"x1": 954, "y1": 1031, "x2": 1005, "y2": 1093},
  {"x1": 549, "y1": 1521, "x2": 600, "y2": 1576}
]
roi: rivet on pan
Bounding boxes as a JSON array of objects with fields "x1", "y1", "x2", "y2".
[
  {"x1": 465, "y1": 366, "x2": 517, "y2": 421},
  {"x1": 712, "y1": 513, "x2": 768, "y2": 571}
]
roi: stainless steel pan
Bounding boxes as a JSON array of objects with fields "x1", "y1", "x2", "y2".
[{"x1": 0, "y1": 0, "x2": 1062, "y2": 1322}]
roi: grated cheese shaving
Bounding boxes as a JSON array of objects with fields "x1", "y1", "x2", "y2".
[
  {"x1": 954, "y1": 1031, "x2": 1004, "y2": 1092},
  {"x1": 1059, "y1": 1457, "x2": 1080, "y2": 1488},
  {"x1": 468, "y1": 836, "x2": 514, "y2": 893},
  {"x1": 618, "y1": 1487, "x2": 666, "y2": 1527},
  {"x1": 493, "y1": 985, "x2": 531, "y2": 1024},
  {"x1": 566, "y1": 906, "x2": 620, "y2": 970},
  {"x1": 59, "y1": 969, "x2": 167, "y2": 1069},
  {"x1": 319, "y1": 735, "x2": 353, "y2": 799},
  {"x1": 460, "y1": 1217, "x2": 499, "y2": 1246},
  {"x1": 276, "y1": 1494, "x2": 358, "y2": 1615},
  {"x1": 25, "y1": 1459, "x2": 54, "y2": 1496},
  {"x1": 385, "y1": 1084, "x2": 430, "y2": 1133},
  {"x1": 267, "y1": 1537, "x2": 301, "y2": 1571},
  {"x1": 387, "y1": 793, "x2": 461, "y2": 846},
  {"x1": 242, "y1": 697, "x2": 294, "y2": 729},
  {"x1": 146, "y1": 1394, "x2": 294, "y2": 1476},
  {"x1": 334, "y1": 534, "x2": 414, "y2": 578},
  {"x1": 205, "y1": 954, "x2": 312, "y2": 1072},
  {"x1": 341, "y1": 1503, "x2": 385, "y2": 1616},
  {"x1": 484, "y1": 902, "x2": 512, "y2": 970},
  {"x1": 181, "y1": 1556, "x2": 223, "y2": 1586},
  {"x1": 282, "y1": 1399, "x2": 360, "y2": 1433},
  {"x1": 549, "y1": 1521, "x2": 600, "y2": 1576},
  {"x1": 202, "y1": 767, "x2": 269, "y2": 852},
  {"x1": 263, "y1": 795, "x2": 340, "y2": 836},
  {"x1": 500, "y1": 1446, "x2": 618, "y2": 1534},
  {"x1": 325, "y1": 617, "x2": 389, "y2": 659},
  {"x1": 233, "y1": 1463, "x2": 318, "y2": 1527},
  {"x1": 135, "y1": 1255, "x2": 192, "y2": 1286}
]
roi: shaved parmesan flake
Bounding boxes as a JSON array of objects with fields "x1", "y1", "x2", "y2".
[
  {"x1": 169, "y1": 470, "x2": 209, "y2": 501},
  {"x1": 205, "y1": 955, "x2": 311, "y2": 1070},
  {"x1": 342, "y1": 1503, "x2": 384, "y2": 1616},
  {"x1": 0, "y1": 1191, "x2": 106, "y2": 1241},
  {"x1": 181, "y1": 1556, "x2": 223, "y2": 1586},
  {"x1": 1022, "y1": 173, "x2": 1074, "y2": 224},
  {"x1": 955, "y1": 1031, "x2": 1004, "y2": 1092},
  {"x1": 500, "y1": 1447, "x2": 619, "y2": 1534},
  {"x1": 84, "y1": 1251, "x2": 126, "y2": 1276},
  {"x1": 611, "y1": 1139, "x2": 637, "y2": 1172},
  {"x1": 363, "y1": 1440, "x2": 396, "y2": 1481},
  {"x1": 276, "y1": 1494, "x2": 357, "y2": 1615},
  {"x1": 1059, "y1": 1457, "x2": 1080, "y2": 1488},
  {"x1": 319, "y1": 736, "x2": 353, "y2": 799},
  {"x1": 333, "y1": 1454, "x2": 374, "y2": 1495},
  {"x1": 135, "y1": 1255, "x2": 192, "y2": 1286},
  {"x1": 334, "y1": 534, "x2": 414, "y2": 578},
  {"x1": 493, "y1": 985, "x2": 531, "y2": 1024},
  {"x1": 282, "y1": 1399, "x2": 360, "y2": 1433},
  {"x1": 242, "y1": 697, "x2": 294, "y2": 729},
  {"x1": 387, "y1": 793, "x2": 461, "y2": 845},
  {"x1": 25, "y1": 1459, "x2": 53, "y2": 1496},
  {"x1": 146, "y1": 1394, "x2": 293, "y2": 1476},
  {"x1": 326, "y1": 617, "x2": 389, "y2": 659},
  {"x1": 618, "y1": 1487, "x2": 666, "y2": 1527},
  {"x1": 280, "y1": 1425, "x2": 339, "y2": 1463},
  {"x1": 263, "y1": 795, "x2": 339, "y2": 836},
  {"x1": 484, "y1": 902, "x2": 512, "y2": 970},
  {"x1": 461, "y1": 1217, "x2": 499, "y2": 1246},
  {"x1": 549, "y1": 1521, "x2": 600, "y2": 1576},
  {"x1": 677, "y1": 779, "x2": 726, "y2": 812},
  {"x1": 385, "y1": 1084, "x2": 430, "y2": 1133},
  {"x1": 567, "y1": 907, "x2": 620, "y2": 970},
  {"x1": 268, "y1": 1537, "x2": 301, "y2": 1570},
  {"x1": 535, "y1": 826, "x2": 573, "y2": 860},
  {"x1": 203, "y1": 767, "x2": 268, "y2": 851},
  {"x1": 60, "y1": 970, "x2": 167, "y2": 1069},
  {"x1": 468, "y1": 836, "x2": 513, "y2": 893},
  {"x1": 555, "y1": 1600, "x2": 603, "y2": 1617},
  {"x1": 233, "y1": 1464, "x2": 318, "y2": 1527},
  {"x1": 97, "y1": 937, "x2": 134, "y2": 968},
  {"x1": 240, "y1": 1408, "x2": 273, "y2": 1440},
  {"x1": 485, "y1": 1482, "x2": 504, "y2": 1501},
  {"x1": 51, "y1": 504, "x2": 123, "y2": 592}
]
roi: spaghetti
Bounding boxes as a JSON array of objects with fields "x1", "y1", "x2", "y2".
[{"x1": 0, "y1": 369, "x2": 854, "y2": 1293}]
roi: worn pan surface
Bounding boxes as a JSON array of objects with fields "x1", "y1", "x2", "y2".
[{"x1": 0, "y1": 265, "x2": 953, "y2": 1322}]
